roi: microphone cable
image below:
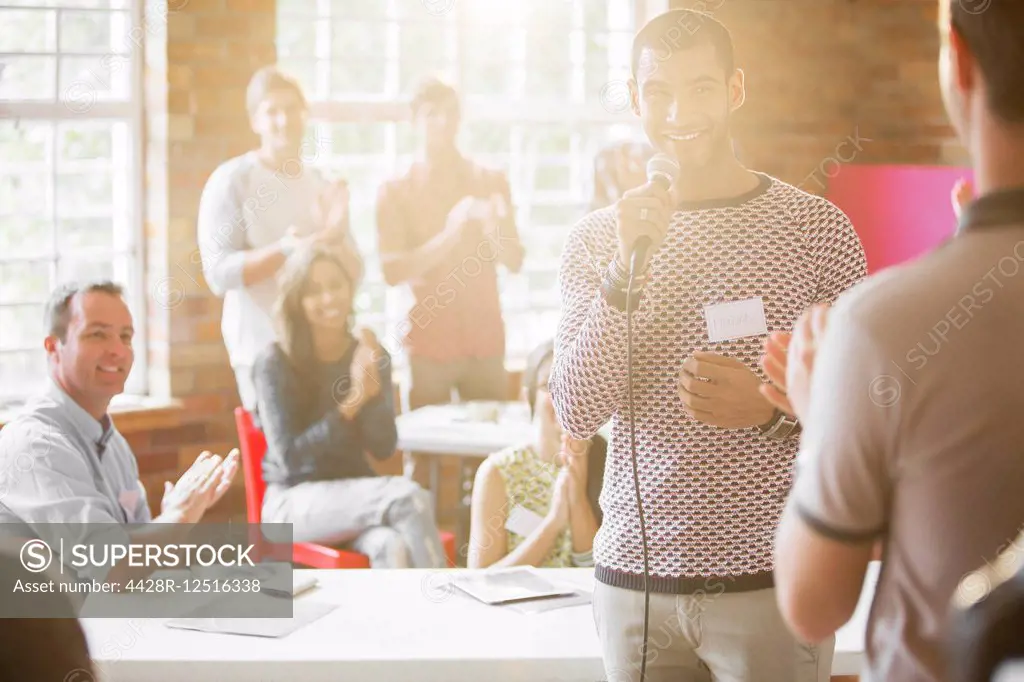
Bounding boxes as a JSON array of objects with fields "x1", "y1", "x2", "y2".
[{"x1": 625, "y1": 265, "x2": 652, "y2": 682}]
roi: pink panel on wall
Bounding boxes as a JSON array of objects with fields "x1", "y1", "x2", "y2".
[{"x1": 825, "y1": 165, "x2": 973, "y2": 274}]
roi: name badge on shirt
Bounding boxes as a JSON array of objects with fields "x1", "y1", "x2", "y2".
[
  {"x1": 118, "y1": 489, "x2": 140, "y2": 523},
  {"x1": 704, "y1": 297, "x2": 769, "y2": 343},
  {"x1": 505, "y1": 505, "x2": 545, "y2": 538}
]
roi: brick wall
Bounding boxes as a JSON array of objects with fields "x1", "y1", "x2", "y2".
[
  {"x1": 131, "y1": 0, "x2": 964, "y2": 523},
  {"x1": 137, "y1": 0, "x2": 277, "y2": 520},
  {"x1": 671, "y1": 0, "x2": 967, "y2": 193}
]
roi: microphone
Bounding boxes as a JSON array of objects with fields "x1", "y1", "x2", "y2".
[
  {"x1": 629, "y1": 153, "x2": 680, "y2": 278},
  {"x1": 623, "y1": 153, "x2": 677, "y2": 682}
]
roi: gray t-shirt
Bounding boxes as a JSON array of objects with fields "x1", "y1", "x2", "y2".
[{"x1": 789, "y1": 191, "x2": 1024, "y2": 682}]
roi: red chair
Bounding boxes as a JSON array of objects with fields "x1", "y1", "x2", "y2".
[{"x1": 234, "y1": 407, "x2": 456, "y2": 568}]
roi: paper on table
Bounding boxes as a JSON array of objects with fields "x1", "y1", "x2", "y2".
[
  {"x1": 164, "y1": 600, "x2": 336, "y2": 638},
  {"x1": 505, "y1": 590, "x2": 592, "y2": 614},
  {"x1": 452, "y1": 567, "x2": 576, "y2": 605}
]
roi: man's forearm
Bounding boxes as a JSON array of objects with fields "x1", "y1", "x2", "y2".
[
  {"x1": 381, "y1": 228, "x2": 458, "y2": 286},
  {"x1": 774, "y1": 505, "x2": 873, "y2": 643},
  {"x1": 241, "y1": 240, "x2": 290, "y2": 287},
  {"x1": 551, "y1": 230, "x2": 644, "y2": 438},
  {"x1": 550, "y1": 294, "x2": 633, "y2": 439}
]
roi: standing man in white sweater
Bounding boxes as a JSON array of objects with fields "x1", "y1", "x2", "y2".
[{"x1": 197, "y1": 66, "x2": 362, "y2": 409}]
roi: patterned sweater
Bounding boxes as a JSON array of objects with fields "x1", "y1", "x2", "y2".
[{"x1": 550, "y1": 173, "x2": 867, "y2": 595}]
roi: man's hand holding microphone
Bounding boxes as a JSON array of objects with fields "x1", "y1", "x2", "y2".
[{"x1": 614, "y1": 154, "x2": 679, "y2": 278}]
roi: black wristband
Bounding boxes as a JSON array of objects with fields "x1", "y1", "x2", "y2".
[
  {"x1": 601, "y1": 261, "x2": 645, "y2": 312},
  {"x1": 612, "y1": 257, "x2": 648, "y2": 290},
  {"x1": 601, "y1": 274, "x2": 631, "y2": 312},
  {"x1": 611, "y1": 254, "x2": 650, "y2": 284}
]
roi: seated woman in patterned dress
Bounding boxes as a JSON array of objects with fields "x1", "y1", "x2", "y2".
[{"x1": 467, "y1": 340, "x2": 607, "y2": 569}]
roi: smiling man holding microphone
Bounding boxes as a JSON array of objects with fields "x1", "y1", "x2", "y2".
[{"x1": 549, "y1": 9, "x2": 867, "y2": 682}]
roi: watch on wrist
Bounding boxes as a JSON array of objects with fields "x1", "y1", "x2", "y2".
[{"x1": 757, "y1": 408, "x2": 800, "y2": 440}]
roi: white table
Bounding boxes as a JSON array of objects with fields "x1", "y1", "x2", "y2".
[
  {"x1": 83, "y1": 565, "x2": 877, "y2": 682},
  {"x1": 396, "y1": 401, "x2": 532, "y2": 457},
  {"x1": 395, "y1": 402, "x2": 612, "y2": 458}
]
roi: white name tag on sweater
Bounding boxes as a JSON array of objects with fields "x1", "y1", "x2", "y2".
[
  {"x1": 704, "y1": 297, "x2": 768, "y2": 343},
  {"x1": 506, "y1": 505, "x2": 545, "y2": 538}
]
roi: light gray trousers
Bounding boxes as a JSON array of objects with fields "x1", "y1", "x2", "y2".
[
  {"x1": 593, "y1": 581, "x2": 836, "y2": 682},
  {"x1": 263, "y1": 476, "x2": 447, "y2": 569}
]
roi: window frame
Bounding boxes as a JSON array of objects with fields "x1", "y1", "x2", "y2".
[
  {"x1": 280, "y1": 1, "x2": 647, "y2": 372},
  {"x1": 283, "y1": 0, "x2": 653, "y2": 373},
  {"x1": 0, "y1": 0, "x2": 148, "y2": 408},
  {"x1": 276, "y1": 1, "x2": 659, "y2": 376}
]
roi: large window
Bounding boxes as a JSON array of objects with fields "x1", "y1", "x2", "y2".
[
  {"x1": 0, "y1": 0, "x2": 145, "y2": 410},
  {"x1": 277, "y1": 0, "x2": 647, "y2": 373}
]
